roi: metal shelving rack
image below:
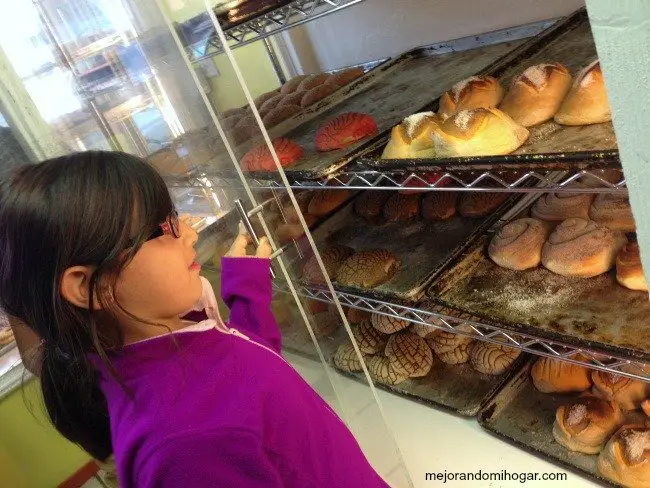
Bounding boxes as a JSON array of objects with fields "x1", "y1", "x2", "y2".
[{"x1": 186, "y1": 0, "x2": 364, "y2": 62}]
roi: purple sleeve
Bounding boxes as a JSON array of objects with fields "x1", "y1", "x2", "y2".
[
  {"x1": 220, "y1": 257, "x2": 282, "y2": 352},
  {"x1": 137, "y1": 429, "x2": 284, "y2": 488}
]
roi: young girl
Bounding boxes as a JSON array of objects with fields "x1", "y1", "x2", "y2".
[{"x1": 0, "y1": 151, "x2": 389, "y2": 487}]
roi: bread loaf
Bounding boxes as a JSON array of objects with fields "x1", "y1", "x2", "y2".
[
  {"x1": 431, "y1": 108, "x2": 529, "y2": 157},
  {"x1": 307, "y1": 190, "x2": 352, "y2": 216},
  {"x1": 383, "y1": 193, "x2": 421, "y2": 222},
  {"x1": 347, "y1": 308, "x2": 371, "y2": 325},
  {"x1": 555, "y1": 60, "x2": 612, "y2": 126},
  {"x1": 553, "y1": 396, "x2": 624, "y2": 454},
  {"x1": 421, "y1": 192, "x2": 458, "y2": 221},
  {"x1": 381, "y1": 112, "x2": 441, "y2": 159},
  {"x1": 240, "y1": 138, "x2": 304, "y2": 171},
  {"x1": 541, "y1": 218, "x2": 627, "y2": 278},
  {"x1": 427, "y1": 325, "x2": 473, "y2": 356},
  {"x1": 281, "y1": 75, "x2": 309, "y2": 95},
  {"x1": 254, "y1": 90, "x2": 280, "y2": 108},
  {"x1": 589, "y1": 194, "x2": 636, "y2": 232},
  {"x1": 531, "y1": 356, "x2": 592, "y2": 393},
  {"x1": 488, "y1": 218, "x2": 550, "y2": 270},
  {"x1": 469, "y1": 341, "x2": 521, "y2": 375},
  {"x1": 592, "y1": 371, "x2": 650, "y2": 411},
  {"x1": 411, "y1": 323, "x2": 440, "y2": 340},
  {"x1": 297, "y1": 73, "x2": 330, "y2": 92},
  {"x1": 437, "y1": 340, "x2": 473, "y2": 365},
  {"x1": 259, "y1": 93, "x2": 284, "y2": 113},
  {"x1": 336, "y1": 250, "x2": 400, "y2": 288},
  {"x1": 499, "y1": 63, "x2": 572, "y2": 127},
  {"x1": 262, "y1": 104, "x2": 301, "y2": 128},
  {"x1": 371, "y1": 313, "x2": 410, "y2": 334},
  {"x1": 326, "y1": 67, "x2": 364, "y2": 87},
  {"x1": 354, "y1": 191, "x2": 391, "y2": 219},
  {"x1": 315, "y1": 112, "x2": 377, "y2": 151},
  {"x1": 532, "y1": 191, "x2": 595, "y2": 222},
  {"x1": 385, "y1": 333, "x2": 433, "y2": 378},
  {"x1": 333, "y1": 343, "x2": 364, "y2": 372},
  {"x1": 617, "y1": 242, "x2": 648, "y2": 292},
  {"x1": 352, "y1": 320, "x2": 388, "y2": 354},
  {"x1": 598, "y1": 425, "x2": 650, "y2": 488},
  {"x1": 367, "y1": 355, "x2": 409, "y2": 385},
  {"x1": 459, "y1": 192, "x2": 509, "y2": 218},
  {"x1": 439, "y1": 75, "x2": 504, "y2": 119},
  {"x1": 278, "y1": 90, "x2": 307, "y2": 108},
  {"x1": 302, "y1": 245, "x2": 354, "y2": 284}
]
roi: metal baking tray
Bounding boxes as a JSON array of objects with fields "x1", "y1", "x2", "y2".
[
  {"x1": 477, "y1": 360, "x2": 646, "y2": 486},
  {"x1": 236, "y1": 21, "x2": 552, "y2": 182},
  {"x1": 304, "y1": 191, "x2": 525, "y2": 302},
  {"x1": 331, "y1": 334, "x2": 528, "y2": 416},
  {"x1": 427, "y1": 214, "x2": 650, "y2": 363},
  {"x1": 356, "y1": 8, "x2": 620, "y2": 173}
]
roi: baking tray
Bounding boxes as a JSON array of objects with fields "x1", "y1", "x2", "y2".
[
  {"x1": 236, "y1": 21, "x2": 552, "y2": 182},
  {"x1": 331, "y1": 334, "x2": 529, "y2": 416},
  {"x1": 477, "y1": 360, "x2": 646, "y2": 486},
  {"x1": 356, "y1": 8, "x2": 620, "y2": 173},
  {"x1": 304, "y1": 191, "x2": 525, "y2": 302},
  {"x1": 427, "y1": 210, "x2": 650, "y2": 363}
]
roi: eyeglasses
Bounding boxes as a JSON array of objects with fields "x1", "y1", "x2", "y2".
[{"x1": 146, "y1": 210, "x2": 180, "y2": 241}]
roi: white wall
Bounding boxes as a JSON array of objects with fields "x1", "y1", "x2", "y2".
[{"x1": 284, "y1": 0, "x2": 586, "y2": 73}]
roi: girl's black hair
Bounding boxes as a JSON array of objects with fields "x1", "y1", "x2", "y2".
[{"x1": 0, "y1": 151, "x2": 174, "y2": 461}]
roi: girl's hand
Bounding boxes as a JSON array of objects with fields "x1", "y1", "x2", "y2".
[{"x1": 226, "y1": 233, "x2": 272, "y2": 259}]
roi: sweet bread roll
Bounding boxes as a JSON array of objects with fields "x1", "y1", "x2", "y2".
[
  {"x1": 302, "y1": 245, "x2": 354, "y2": 284},
  {"x1": 532, "y1": 191, "x2": 595, "y2": 222},
  {"x1": 221, "y1": 115, "x2": 241, "y2": 132},
  {"x1": 553, "y1": 396, "x2": 625, "y2": 454},
  {"x1": 592, "y1": 371, "x2": 650, "y2": 411},
  {"x1": 412, "y1": 323, "x2": 439, "y2": 340},
  {"x1": 297, "y1": 73, "x2": 329, "y2": 92},
  {"x1": 262, "y1": 104, "x2": 301, "y2": 128},
  {"x1": 531, "y1": 356, "x2": 592, "y2": 393},
  {"x1": 598, "y1": 424, "x2": 650, "y2": 488},
  {"x1": 617, "y1": 242, "x2": 648, "y2": 292},
  {"x1": 488, "y1": 218, "x2": 551, "y2": 270},
  {"x1": 499, "y1": 63, "x2": 572, "y2": 127},
  {"x1": 278, "y1": 90, "x2": 307, "y2": 108},
  {"x1": 254, "y1": 90, "x2": 280, "y2": 108},
  {"x1": 240, "y1": 138, "x2": 304, "y2": 171},
  {"x1": 222, "y1": 107, "x2": 246, "y2": 119},
  {"x1": 383, "y1": 193, "x2": 421, "y2": 222},
  {"x1": 458, "y1": 192, "x2": 509, "y2": 218},
  {"x1": 281, "y1": 75, "x2": 309, "y2": 95},
  {"x1": 427, "y1": 325, "x2": 473, "y2": 356},
  {"x1": 555, "y1": 60, "x2": 611, "y2": 126},
  {"x1": 326, "y1": 67, "x2": 364, "y2": 87},
  {"x1": 301, "y1": 84, "x2": 338, "y2": 107},
  {"x1": 367, "y1": 355, "x2": 409, "y2": 385},
  {"x1": 469, "y1": 341, "x2": 521, "y2": 375},
  {"x1": 541, "y1": 218, "x2": 627, "y2": 278},
  {"x1": 380, "y1": 112, "x2": 441, "y2": 159},
  {"x1": 352, "y1": 320, "x2": 388, "y2": 354},
  {"x1": 307, "y1": 190, "x2": 352, "y2": 216},
  {"x1": 438, "y1": 75, "x2": 504, "y2": 120},
  {"x1": 336, "y1": 250, "x2": 400, "y2": 288},
  {"x1": 333, "y1": 343, "x2": 364, "y2": 373},
  {"x1": 315, "y1": 112, "x2": 377, "y2": 151},
  {"x1": 437, "y1": 340, "x2": 473, "y2": 365},
  {"x1": 431, "y1": 108, "x2": 529, "y2": 157},
  {"x1": 385, "y1": 333, "x2": 433, "y2": 378},
  {"x1": 421, "y1": 192, "x2": 458, "y2": 221},
  {"x1": 371, "y1": 313, "x2": 410, "y2": 334},
  {"x1": 589, "y1": 194, "x2": 636, "y2": 232},
  {"x1": 347, "y1": 308, "x2": 370, "y2": 325},
  {"x1": 354, "y1": 191, "x2": 391, "y2": 219},
  {"x1": 259, "y1": 93, "x2": 284, "y2": 113}
]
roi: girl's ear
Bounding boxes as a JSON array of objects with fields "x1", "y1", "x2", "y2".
[{"x1": 60, "y1": 266, "x2": 103, "y2": 310}]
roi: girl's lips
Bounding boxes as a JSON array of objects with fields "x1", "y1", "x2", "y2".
[{"x1": 189, "y1": 261, "x2": 201, "y2": 271}]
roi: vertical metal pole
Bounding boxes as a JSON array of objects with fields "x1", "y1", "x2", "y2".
[{"x1": 263, "y1": 37, "x2": 287, "y2": 84}]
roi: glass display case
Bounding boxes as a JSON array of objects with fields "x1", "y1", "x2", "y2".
[{"x1": 3, "y1": 0, "x2": 650, "y2": 487}]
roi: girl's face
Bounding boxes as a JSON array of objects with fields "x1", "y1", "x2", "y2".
[{"x1": 112, "y1": 217, "x2": 202, "y2": 329}]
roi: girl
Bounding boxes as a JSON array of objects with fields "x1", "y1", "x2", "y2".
[{"x1": 0, "y1": 151, "x2": 389, "y2": 488}]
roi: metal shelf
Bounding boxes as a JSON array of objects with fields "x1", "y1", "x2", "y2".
[
  {"x1": 188, "y1": 0, "x2": 365, "y2": 62},
  {"x1": 273, "y1": 281, "x2": 650, "y2": 382},
  {"x1": 166, "y1": 167, "x2": 627, "y2": 193}
]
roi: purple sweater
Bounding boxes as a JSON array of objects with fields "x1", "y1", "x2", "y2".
[{"x1": 93, "y1": 257, "x2": 389, "y2": 488}]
